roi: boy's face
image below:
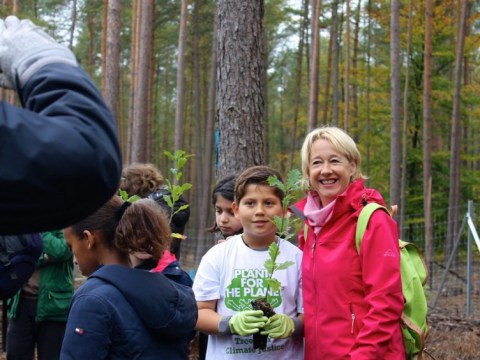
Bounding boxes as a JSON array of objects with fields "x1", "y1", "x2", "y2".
[{"x1": 232, "y1": 184, "x2": 284, "y2": 248}]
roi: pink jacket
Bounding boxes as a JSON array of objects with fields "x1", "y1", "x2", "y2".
[{"x1": 291, "y1": 180, "x2": 405, "y2": 359}]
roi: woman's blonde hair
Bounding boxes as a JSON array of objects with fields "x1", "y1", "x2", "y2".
[{"x1": 300, "y1": 126, "x2": 365, "y2": 181}]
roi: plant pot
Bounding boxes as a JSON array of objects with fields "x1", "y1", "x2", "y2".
[{"x1": 251, "y1": 297, "x2": 275, "y2": 350}]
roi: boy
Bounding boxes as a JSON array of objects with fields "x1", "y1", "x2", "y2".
[{"x1": 193, "y1": 166, "x2": 304, "y2": 359}]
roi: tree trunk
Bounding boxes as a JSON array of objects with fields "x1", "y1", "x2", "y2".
[
  {"x1": 197, "y1": 8, "x2": 218, "y2": 264},
  {"x1": 130, "y1": 0, "x2": 154, "y2": 163},
  {"x1": 350, "y1": 0, "x2": 361, "y2": 141},
  {"x1": 289, "y1": 0, "x2": 309, "y2": 169},
  {"x1": 331, "y1": 0, "x2": 340, "y2": 127},
  {"x1": 127, "y1": 0, "x2": 140, "y2": 163},
  {"x1": 343, "y1": 0, "x2": 350, "y2": 131},
  {"x1": 400, "y1": 0, "x2": 413, "y2": 239},
  {"x1": 446, "y1": 0, "x2": 468, "y2": 258},
  {"x1": 389, "y1": 0, "x2": 401, "y2": 213},
  {"x1": 307, "y1": 0, "x2": 322, "y2": 132},
  {"x1": 423, "y1": 0, "x2": 433, "y2": 265},
  {"x1": 174, "y1": 0, "x2": 189, "y2": 153},
  {"x1": 103, "y1": 0, "x2": 121, "y2": 120},
  {"x1": 192, "y1": 0, "x2": 203, "y2": 255},
  {"x1": 68, "y1": 0, "x2": 77, "y2": 50},
  {"x1": 216, "y1": 0, "x2": 266, "y2": 178}
]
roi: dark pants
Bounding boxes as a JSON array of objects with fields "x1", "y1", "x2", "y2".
[
  {"x1": 198, "y1": 332, "x2": 208, "y2": 360},
  {"x1": 6, "y1": 297, "x2": 66, "y2": 360}
]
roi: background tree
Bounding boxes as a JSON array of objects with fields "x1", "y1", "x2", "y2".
[
  {"x1": 390, "y1": 0, "x2": 401, "y2": 213},
  {"x1": 216, "y1": 0, "x2": 266, "y2": 178},
  {"x1": 423, "y1": 0, "x2": 434, "y2": 266},
  {"x1": 446, "y1": 0, "x2": 469, "y2": 257},
  {"x1": 307, "y1": 0, "x2": 321, "y2": 132}
]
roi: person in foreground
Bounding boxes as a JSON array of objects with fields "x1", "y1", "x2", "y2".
[
  {"x1": 290, "y1": 127, "x2": 404, "y2": 359},
  {"x1": 0, "y1": 16, "x2": 121, "y2": 234},
  {"x1": 193, "y1": 166, "x2": 304, "y2": 359},
  {"x1": 61, "y1": 196, "x2": 197, "y2": 360}
]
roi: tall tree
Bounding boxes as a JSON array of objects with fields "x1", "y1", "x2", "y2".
[
  {"x1": 197, "y1": 7, "x2": 218, "y2": 263},
  {"x1": 350, "y1": 0, "x2": 361, "y2": 140},
  {"x1": 331, "y1": 0, "x2": 340, "y2": 126},
  {"x1": 174, "y1": 0, "x2": 189, "y2": 153},
  {"x1": 130, "y1": 0, "x2": 154, "y2": 163},
  {"x1": 400, "y1": 0, "x2": 413, "y2": 238},
  {"x1": 344, "y1": 0, "x2": 351, "y2": 131},
  {"x1": 103, "y1": 0, "x2": 122, "y2": 120},
  {"x1": 423, "y1": 0, "x2": 433, "y2": 265},
  {"x1": 390, "y1": 0, "x2": 401, "y2": 210},
  {"x1": 446, "y1": 0, "x2": 469, "y2": 256},
  {"x1": 216, "y1": 0, "x2": 266, "y2": 178},
  {"x1": 308, "y1": 0, "x2": 322, "y2": 132},
  {"x1": 289, "y1": 0, "x2": 309, "y2": 168}
]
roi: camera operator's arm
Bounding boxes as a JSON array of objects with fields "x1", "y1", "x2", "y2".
[{"x1": 0, "y1": 16, "x2": 121, "y2": 234}]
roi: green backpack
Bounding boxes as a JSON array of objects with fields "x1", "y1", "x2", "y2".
[{"x1": 356, "y1": 203, "x2": 429, "y2": 360}]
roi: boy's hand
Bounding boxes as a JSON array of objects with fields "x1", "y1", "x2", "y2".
[
  {"x1": 260, "y1": 313, "x2": 295, "y2": 338},
  {"x1": 229, "y1": 310, "x2": 268, "y2": 336}
]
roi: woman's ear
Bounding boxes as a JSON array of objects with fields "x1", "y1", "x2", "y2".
[{"x1": 83, "y1": 230, "x2": 96, "y2": 250}]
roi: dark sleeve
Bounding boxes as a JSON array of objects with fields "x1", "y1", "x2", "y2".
[
  {"x1": 38, "y1": 230, "x2": 72, "y2": 265},
  {"x1": 61, "y1": 294, "x2": 112, "y2": 360},
  {"x1": 0, "y1": 63, "x2": 122, "y2": 234}
]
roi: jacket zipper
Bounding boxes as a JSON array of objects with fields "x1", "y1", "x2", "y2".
[{"x1": 350, "y1": 303, "x2": 356, "y2": 334}]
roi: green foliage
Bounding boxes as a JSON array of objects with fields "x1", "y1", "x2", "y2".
[
  {"x1": 118, "y1": 189, "x2": 141, "y2": 203},
  {"x1": 267, "y1": 169, "x2": 303, "y2": 240},
  {"x1": 264, "y1": 243, "x2": 294, "y2": 293},
  {"x1": 162, "y1": 150, "x2": 193, "y2": 221},
  {"x1": 261, "y1": 169, "x2": 302, "y2": 299}
]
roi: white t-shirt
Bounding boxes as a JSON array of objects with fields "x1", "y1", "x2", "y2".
[{"x1": 193, "y1": 235, "x2": 304, "y2": 359}]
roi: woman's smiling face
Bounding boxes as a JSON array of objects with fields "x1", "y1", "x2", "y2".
[{"x1": 308, "y1": 138, "x2": 356, "y2": 207}]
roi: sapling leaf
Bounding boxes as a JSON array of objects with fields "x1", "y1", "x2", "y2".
[
  {"x1": 268, "y1": 278, "x2": 282, "y2": 293},
  {"x1": 162, "y1": 194, "x2": 173, "y2": 208},
  {"x1": 119, "y1": 189, "x2": 129, "y2": 201},
  {"x1": 181, "y1": 183, "x2": 192, "y2": 192},
  {"x1": 127, "y1": 195, "x2": 141, "y2": 203},
  {"x1": 264, "y1": 259, "x2": 275, "y2": 274},
  {"x1": 276, "y1": 261, "x2": 295, "y2": 271}
]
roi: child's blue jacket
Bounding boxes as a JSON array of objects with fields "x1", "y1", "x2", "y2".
[{"x1": 60, "y1": 265, "x2": 197, "y2": 360}]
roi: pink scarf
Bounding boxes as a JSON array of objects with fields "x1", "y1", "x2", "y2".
[{"x1": 304, "y1": 192, "x2": 336, "y2": 235}]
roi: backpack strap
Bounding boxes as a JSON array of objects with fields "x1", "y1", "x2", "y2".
[{"x1": 355, "y1": 203, "x2": 389, "y2": 254}]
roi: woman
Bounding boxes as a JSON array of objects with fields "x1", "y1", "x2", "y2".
[
  {"x1": 61, "y1": 196, "x2": 197, "y2": 360},
  {"x1": 291, "y1": 127, "x2": 405, "y2": 359}
]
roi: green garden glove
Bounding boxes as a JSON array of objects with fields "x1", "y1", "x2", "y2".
[
  {"x1": 260, "y1": 313, "x2": 295, "y2": 339},
  {"x1": 0, "y1": 15, "x2": 77, "y2": 89},
  {"x1": 228, "y1": 310, "x2": 268, "y2": 336}
]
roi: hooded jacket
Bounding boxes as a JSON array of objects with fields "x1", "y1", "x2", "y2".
[
  {"x1": 0, "y1": 63, "x2": 121, "y2": 234},
  {"x1": 291, "y1": 179, "x2": 405, "y2": 359},
  {"x1": 60, "y1": 265, "x2": 197, "y2": 360}
]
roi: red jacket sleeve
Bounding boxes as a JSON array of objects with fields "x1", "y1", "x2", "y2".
[{"x1": 350, "y1": 210, "x2": 404, "y2": 359}]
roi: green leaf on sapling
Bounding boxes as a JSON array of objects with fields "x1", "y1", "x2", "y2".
[
  {"x1": 276, "y1": 261, "x2": 295, "y2": 271},
  {"x1": 268, "y1": 278, "x2": 282, "y2": 293}
]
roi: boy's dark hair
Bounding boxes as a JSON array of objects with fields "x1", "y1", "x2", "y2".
[{"x1": 234, "y1": 166, "x2": 284, "y2": 203}]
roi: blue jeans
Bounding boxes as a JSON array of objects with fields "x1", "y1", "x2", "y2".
[{"x1": 6, "y1": 297, "x2": 66, "y2": 360}]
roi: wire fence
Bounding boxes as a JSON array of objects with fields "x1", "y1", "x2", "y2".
[{"x1": 180, "y1": 201, "x2": 480, "y2": 319}]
